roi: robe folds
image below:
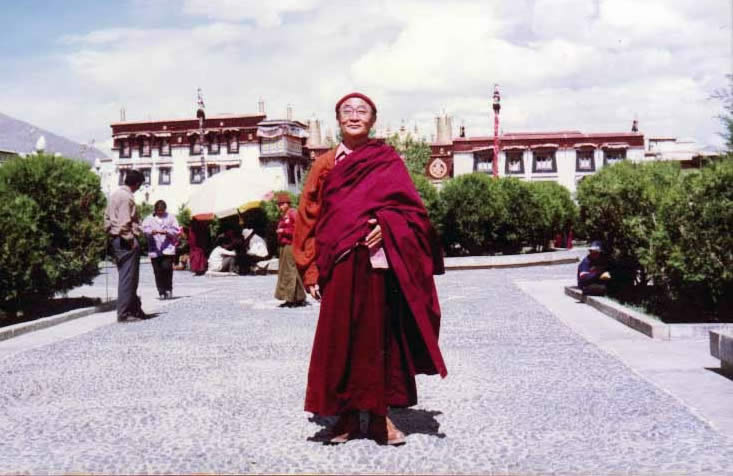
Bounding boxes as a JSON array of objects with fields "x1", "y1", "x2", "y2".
[{"x1": 294, "y1": 140, "x2": 447, "y2": 416}]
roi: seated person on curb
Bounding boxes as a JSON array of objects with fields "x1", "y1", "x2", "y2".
[
  {"x1": 208, "y1": 236, "x2": 237, "y2": 273},
  {"x1": 240, "y1": 228, "x2": 269, "y2": 274},
  {"x1": 577, "y1": 240, "x2": 611, "y2": 296}
]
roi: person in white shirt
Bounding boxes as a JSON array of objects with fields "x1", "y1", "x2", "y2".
[
  {"x1": 239, "y1": 228, "x2": 269, "y2": 274},
  {"x1": 208, "y1": 236, "x2": 237, "y2": 272}
]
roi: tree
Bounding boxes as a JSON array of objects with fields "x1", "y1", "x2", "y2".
[
  {"x1": 386, "y1": 133, "x2": 432, "y2": 176},
  {"x1": 0, "y1": 155, "x2": 106, "y2": 312},
  {"x1": 711, "y1": 74, "x2": 733, "y2": 152},
  {"x1": 439, "y1": 173, "x2": 507, "y2": 255}
]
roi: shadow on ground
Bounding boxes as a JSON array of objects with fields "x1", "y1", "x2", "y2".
[{"x1": 306, "y1": 408, "x2": 445, "y2": 443}]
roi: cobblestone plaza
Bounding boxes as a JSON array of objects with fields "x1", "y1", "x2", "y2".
[{"x1": 1, "y1": 264, "x2": 731, "y2": 474}]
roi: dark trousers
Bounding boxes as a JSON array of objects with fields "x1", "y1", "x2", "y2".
[
  {"x1": 111, "y1": 236, "x2": 142, "y2": 318},
  {"x1": 151, "y1": 255, "x2": 174, "y2": 295}
]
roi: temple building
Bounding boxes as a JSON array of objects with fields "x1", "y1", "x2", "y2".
[
  {"x1": 419, "y1": 85, "x2": 647, "y2": 193},
  {"x1": 103, "y1": 94, "x2": 310, "y2": 211},
  {"x1": 427, "y1": 128, "x2": 645, "y2": 193}
]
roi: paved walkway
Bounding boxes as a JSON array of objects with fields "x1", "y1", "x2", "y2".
[{"x1": 0, "y1": 263, "x2": 731, "y2": 474}]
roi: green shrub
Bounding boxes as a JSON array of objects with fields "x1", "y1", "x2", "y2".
[
  {"x1": 439, "y1": 173, "x2": 507, "y2": 255},
  {"x1": 650, "y1": 158, "x2": 733, "y2": 316},
  {"x1": 576, "y1": 161, "x2": 680, "y2": 287},
  {"x1": 0, "y1": 155, "x2": 106, "y2": 311},
  {"x1": 410, "y1": 172, "x2": 442, "y2": 231},
  {"x1": 496, "y1": 178, "x2": 540, "y2": 253},
  {"x1": 528, "y1": 181, "x2": 578, "y2": 251}
]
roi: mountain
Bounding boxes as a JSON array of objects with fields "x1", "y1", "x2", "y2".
[{"x1": 0, "y1": 112, "x2": 107, "y2": 165}]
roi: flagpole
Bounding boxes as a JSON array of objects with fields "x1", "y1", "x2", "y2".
[{"x1": 492, "y1": 84, "x2": 501, "y2": 178}]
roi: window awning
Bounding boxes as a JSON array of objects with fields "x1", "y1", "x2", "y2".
[
  {"x1": 601, "y1": 143, "x2": 629, "y2": 149},
  {"x1": 153, "y1": 132, "x2": 172, "y2": 138},
  {"x1": 530, "y1": 143, "x2": 559, "y2": 149},
  {"x1": 573, "y1": 142, "x2": 597, "y2": 149},
  {"x1": 502, "y1": 145, "x2": 527, "y2": 151}
]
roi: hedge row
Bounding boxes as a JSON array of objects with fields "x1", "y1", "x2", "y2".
[
  {"x1": 0, "y1": 155, "x2": 106, "y2": 314},
  {"x1": 576, "y1": 158, "x2": 733, "y2": 320},
  {"x1": 423, "y1": 173, "x2": 577, "y2": 256}
]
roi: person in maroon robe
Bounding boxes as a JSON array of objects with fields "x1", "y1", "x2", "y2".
[
  {"x1": 294, "y1": 92, "x2": 447, "y2": 446},
  {"x1": 188, "y1": 218, "x2": 209, "y2": 276}
]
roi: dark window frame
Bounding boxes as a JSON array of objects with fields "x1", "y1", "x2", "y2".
[
  {"x1": 603, "y1": 148, "x2": 626, "y2": 166},
  {"x1": 190, "y1": 138, "x2": 202, "y2": 156},
  {"x1": 575, "y1": 149, "x2": 596, "y2": 172},
  {"x1": 531, "y1": 149, "x2": 557, "y2": 173},
  {"x1": 190, "y1": 166, "x2": 204, "y2": 184},
  {"x1": 139, "y1": 138, "x2": 152, "y2": 158},
  {"x1": 473, "y1": 149, "x2": 494, "y2": 174},
  {"x1": 159, "y1": 138, "x2": 171, "y2": 157},
  {"x1": 158, "y1": 167, "x2": 171, "y2": 185},
  {"x1": 118, "y1": 169, "x2": 127, "y2": 185},
  {"x1": 207, "y1": 164, "x2": 221, "y2": 177},
  {"x1": 287, "y1": 163, "x2": 296, "y2": 185},
  {"x1": 208, "y1": 134, "x2": 220, "y2": 155},
  {"x1": 504, "y1": 150, "x2": 525, "y2": 175},
  {"x1": 228, "y1": 134, "x2": 239, "y2": 154},
  {"x1": 139, "y1": 167, "x2": 151, "y2": 186},
  {"x1": 119, "y1": 140, "x2": 131, "y2": 159}
]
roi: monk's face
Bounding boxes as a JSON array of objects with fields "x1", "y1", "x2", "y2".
[{"x1": 337, "y1": 97, "x2": 376, "y2": 142}]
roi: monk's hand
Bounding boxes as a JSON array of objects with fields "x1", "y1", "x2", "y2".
[
  {"x1": 365, "y1": 218, "x2": 382, "y2": 249},
  {"x1": 308, "y1": 284, "x2": 321, "y2": 301}
]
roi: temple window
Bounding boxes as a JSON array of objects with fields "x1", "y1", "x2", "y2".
[
  {"x1": 207, "y1": 165, "x2": 220, "y2": 177},
  {"x1": 208, "y1": 134, "x2": 220, "y2": 155},
  {"x1": 190, "y1": 138, "x2": 202, "y2": 156},
  {"x1": 287, "y1": 163, "x2": 296, "y2": 185},
  {"x1": 190, "y1": 166, "x2": 204, "y2": 184},
  {"x1": 532, "y1": 150, "x2": 557, "y2": 173},
  {"x1": 159, "y1": 138, "x2": 171, "y2": 156},
  {"x1": 603, "y1": 148, "x2": 626, "y2": 166},
  {"x1": 120, "y1": 140, "x2": 131, "y2": 159},
  {"x1": 504, "y1": 150, "x2": 524, "y2": 174},
  {"x1": 473, "y1": 148, "x2": 494, "y2": 174},
  {"x1": 576, "y1": 149, "x2": 595, "y2": 171},
  {"x1": 118, "y1": 169, "x2": 127, "y2": 185},
  {"x1": 139, "y1": 168, "x2": 151, "y2": 186},
  {"x1": 140, "y1": 139, "x2": 151, "y2": 157},
  {"x1": 158, "y1": 167, "x2": 171, "y2": 185},
  {"x1": 228, "y1": 134, "x2": 239, "y2": 153}
]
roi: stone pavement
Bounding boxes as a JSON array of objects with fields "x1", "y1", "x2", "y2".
[{"x1": 1, "y1": 263, "x2": 732, "y2": 474}]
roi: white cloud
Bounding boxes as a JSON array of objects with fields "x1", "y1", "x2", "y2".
[{"x1": 183, "y1": 0, "x2": 323, "y2": 27}]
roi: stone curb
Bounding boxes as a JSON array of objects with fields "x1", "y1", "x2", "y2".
[
  {"x1": 0, "y1": 301, "x2": 117, "y2": 343},
  {"x1": 564, "y1": 286, "x2": 733, "y2": 340},
  {"x1": 445, "y1": 256, "x2": 579, "y2": 270},
  {"x1": 710, "y1": 330, "x2": 733, "y2": 371}
]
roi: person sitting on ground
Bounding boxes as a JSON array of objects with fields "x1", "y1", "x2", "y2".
[
  {"x1": 577, "y1": 240, "x2": 611, "y2": 296},
  {"x1": 208, "y1": 235, "x2": 237, "y2": 273},
  {"x1": 240, "y1": 227, "x2": 269, "y2": 275}
]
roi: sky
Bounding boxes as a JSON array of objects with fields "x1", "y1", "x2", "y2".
[{"x1": 1, "y1": 0, "x2": 731, "y2": 156}]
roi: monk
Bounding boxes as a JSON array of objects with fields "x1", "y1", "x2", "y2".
[{"x1": 293, "y1": 92, "x2": 447, "y2": 446}]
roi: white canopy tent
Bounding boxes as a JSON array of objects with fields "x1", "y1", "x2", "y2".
[{"x1": 188, "y1": 166, "x2": 284, "y2": 220}]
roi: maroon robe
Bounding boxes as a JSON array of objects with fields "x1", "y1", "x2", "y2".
[
  {"x1": 304, "y1": 141, "x2": 447, "y2": 416},
  {"x1": 188, "y1": 219, "x2": 208, "y2": 273}
]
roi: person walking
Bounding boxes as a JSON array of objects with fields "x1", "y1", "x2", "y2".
[
  {"x1": 293, "y1": 92, "x2": 447, "y2": 446},
  {"x1": 142, "y1": 200, "x2": 180, "y2": 299},
  {"x1": 274, "y1": 193, "x2": 306, "y2": 307},
  {"x1": 104, "y1": 169, "x2": 149, "y2": 322}
]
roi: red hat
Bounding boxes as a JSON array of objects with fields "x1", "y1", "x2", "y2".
[
  {"x1": 335, "y1": 92, "x2": 377, "y2": 115},
  {"x1": 276, "y1": 192, "x2": 291, "y2": 204}
]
